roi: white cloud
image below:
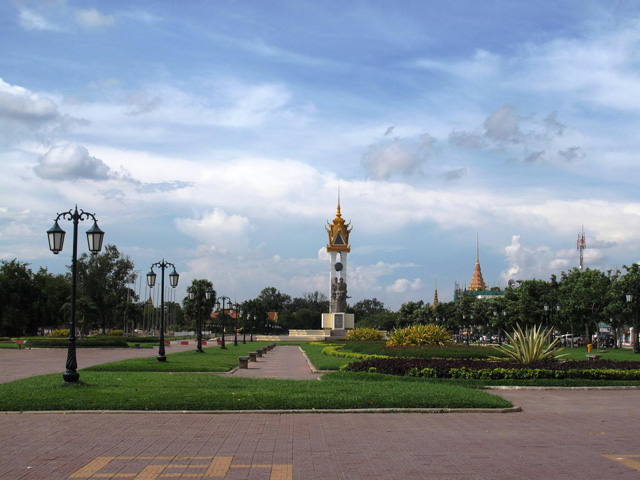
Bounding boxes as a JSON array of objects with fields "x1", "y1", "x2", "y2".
[
  {"x1": 175, "y1": 209, "x2": 251, "y2": 253},
  {"x1": 361, "y1": 134, "x2": 435, "y2": 179},
  {"x1": 19, "y1": 8, "x2": 60, "y2": 31},
  {"x1": 34, "y1": 143, "x2": 111, "y2": 180},
  {"x1": 75, "y1": 9, "x2": 115, "y2": 28},
  {"x1": 387, "y1": 278, "x2": 424, "y2": 293}
]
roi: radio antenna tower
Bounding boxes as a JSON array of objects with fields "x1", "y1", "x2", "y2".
[{"x1": 577, "y1": 226, "x2": 586, "y2": 270}]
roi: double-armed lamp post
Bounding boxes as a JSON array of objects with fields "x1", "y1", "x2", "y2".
[
  {"x1": 626, "y1": 290, "x2": 639, "y2": 354},
  {"x1": 147, "y1": 261, "x2": 179, "y2": 362},
  {"x1": 216, "y1": 295, "x2": 232, "y2": 349},
  {"x1": 47, "y1": 206, "x2": 105, "y2": 383}
]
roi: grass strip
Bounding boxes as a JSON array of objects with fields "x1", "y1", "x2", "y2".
[
  {"x1": 84, "y1": 342, "x2": 273, "y2": 372},
  {"x1": 0, "y1": 371, "x2": 513, "y2": 411}
]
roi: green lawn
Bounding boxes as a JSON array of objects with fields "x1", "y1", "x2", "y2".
[
  {"x1": 85, "y1": 342, "x2": 273, "y2": 372},
  {"x1": 0, "y1": 371, "x2": 513, "y2": 411},
  {"x1": 560, "y1": 346, "x2": 639, "y2": 361}
]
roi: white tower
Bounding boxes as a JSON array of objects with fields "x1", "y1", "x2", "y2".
[{"x1": 322, "y1": 196, "x2": 354, "y2": 331}]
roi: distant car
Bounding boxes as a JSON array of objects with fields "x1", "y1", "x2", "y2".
[{"x1": 559, "y1": 334, "x2": 584, "y2": 346}]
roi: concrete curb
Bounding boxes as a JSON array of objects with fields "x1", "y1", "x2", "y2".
[
  {"x1": 485, "y1": 385, "x2": 640, "y2": 390},
  {"x1": 1, "y1": 406, "x2": 522, "y2": 415}
]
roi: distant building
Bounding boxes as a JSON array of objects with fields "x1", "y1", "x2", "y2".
[{"x1": 454, "y1": 237, "x2": 504, "y2": 302}]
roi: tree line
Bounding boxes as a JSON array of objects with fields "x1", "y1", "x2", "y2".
[{"x1": 2, "y1": 246, "x2": 639, "y2": 346}]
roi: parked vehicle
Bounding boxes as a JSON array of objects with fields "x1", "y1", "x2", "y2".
[{"x1": 559, "y1": 334, "x2": 584, "y2": 346}]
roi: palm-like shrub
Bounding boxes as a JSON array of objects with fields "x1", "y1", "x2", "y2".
[
  {"x1": 386, "y1": 324, "x2": 452, "y2": 347},
  {"x1": 494, "y1": 323, "x2": 566, "y2": 364},
  {"x1": 346, "y1": 327, "x2": 385, "y2": 341}
]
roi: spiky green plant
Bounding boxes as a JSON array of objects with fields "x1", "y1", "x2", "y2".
[{"x1": 493, "y1": 323, "x2": 566, "y2": 364}]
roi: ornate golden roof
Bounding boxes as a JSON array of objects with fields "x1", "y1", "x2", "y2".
[
  {"x1": 468, "y1": 236, "x2": 487, "y2": 291},
  {"x1": 326, "y1": 195, "x2": 351, "y2": 252}
]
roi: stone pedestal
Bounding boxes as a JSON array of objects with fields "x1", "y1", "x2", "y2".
[{"x1": 322, "y1": 312, "x2": 354, "y2": 330}]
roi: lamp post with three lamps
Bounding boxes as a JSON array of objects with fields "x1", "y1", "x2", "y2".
[
  {"x1": 146, "y1": 261, "x2": 179, "y2": 362},
  {"x1": 47, "y1": 206, "x2": 105, "y2": 383}
]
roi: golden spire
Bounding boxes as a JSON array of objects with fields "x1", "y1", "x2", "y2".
[
  {"x1": 326, "y1": 191, "x2": 351, "y2": 252},
  {"x1": 469, "y1": 235, "x2": 487, "y2": 291},
  {"x1": 433, "y1": 280, "x2": 439, "y2": 307}
]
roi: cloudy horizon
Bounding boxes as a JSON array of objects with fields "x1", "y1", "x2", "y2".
[{"x1": 1, "y1": 1, "x2": 639, "y2": 310}]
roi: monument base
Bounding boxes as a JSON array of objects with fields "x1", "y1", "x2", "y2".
[{"x1": 322, "y1": 313, "x2": 354, "y2": 330}]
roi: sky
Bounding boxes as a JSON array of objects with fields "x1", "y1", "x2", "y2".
[{"x1": 1, "y1": 0, "x2": 640, "y2": 310}]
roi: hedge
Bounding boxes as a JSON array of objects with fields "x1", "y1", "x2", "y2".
[{"x1": 345, "y1": 357, "x2": 640, "y2": 380}]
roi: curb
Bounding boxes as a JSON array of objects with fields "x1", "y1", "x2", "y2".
[
  {"x1": 1, "y1": 406, "x2": 522, "y2": 415},
  {"x1": 486, "y1": 385, "x2": 640, "y2": 390}
]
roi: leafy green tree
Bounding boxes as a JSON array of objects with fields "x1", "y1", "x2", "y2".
[
  {"x1": 32, "y1": 267, "x2": 71, "y2": 333},
  {"x1": 558, "y1": 268, "x2": 611, "y2": 347},
  {"x1": 182, "y1": 279, "x2": 216, "y2": 332},
  {"x1": 0, "y1": 260, "x2": 38, "y2": 336},
  {"x1": 75, "y1": 244, "x2": 137, "y2": 333},
  {"x1": 257, "y1": 287, "x2": 292, "y2": 312}
]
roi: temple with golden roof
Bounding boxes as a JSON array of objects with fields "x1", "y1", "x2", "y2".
[{"x1": 468, "y1": 236, "x2": 487, "y2": 291}]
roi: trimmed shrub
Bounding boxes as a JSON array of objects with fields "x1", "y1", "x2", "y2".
[
  {"x1": 344, "y1": 357, "x2": 640, "y2": 381},
  {"x1": 108, "y1": 329, "x2": 124, "y2": 336},
  {"x1": 50, "y1": 329, "x2": 69, "y2": 338},
  {"x1": 386, "y1": 324, "x2": 452, "y2": 347},
  {"x1": 346, "y1": 327, "x2": 384, "y2": 341}
]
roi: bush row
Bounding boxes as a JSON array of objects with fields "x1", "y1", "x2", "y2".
[
  {"x1": 345, "y1": 357, "x2": 640, "y2": 380},
  {"x1": 25, "y1": 338, "x2": 129, "y2": 348}
]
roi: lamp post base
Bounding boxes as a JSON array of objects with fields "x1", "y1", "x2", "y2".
[
  {"x1": 157, "y1": 354, "x2": 167, "y2": 362},
  {"x1": 63, "y1": 371, "x2": 80, "y2": 383}
]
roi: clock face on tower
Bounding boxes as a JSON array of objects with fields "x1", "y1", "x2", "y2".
[{"x1": 334, "y1": 262, "x2": 343, "y2": 271}]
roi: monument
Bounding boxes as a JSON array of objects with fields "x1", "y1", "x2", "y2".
[{"x1": 322, "y1": 196, "x2": 355, "y2": 331}]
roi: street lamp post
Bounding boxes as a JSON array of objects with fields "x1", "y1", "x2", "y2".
[
  {"x1": 251, "y1": 314, "x2": 256, "y2": 342},
  {"x1": 626, "y1": 290, "x2": 639, "y2": 354},
  {"x1": 241, "y1": 308, "x2": 247, "y2": 344},
  {"x1": 217, "y1": 296, "x2": 231, "y2": 349},
  {"x1": 232, "y1": 303, "x2": 241, "y2": 347},
  {"x1": 147, "y1": 260, "x2": 179, "y2": 362},
  {"x1": 189, "y1": 286, "x2": 206, "y2": 353},
  {"x1": 47, "y1": 206, "x2": 105, "y2": 383}
]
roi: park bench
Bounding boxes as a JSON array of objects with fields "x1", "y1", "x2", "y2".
[
  {"x1": 16, "y1": 340, "x2": 24, "y2": 350},
  {"x1": 238, "y1": 356, "x2": 250, "y2": 369},
  {"x1": 201, "y1": 341, "x2": 207, "y2": 345},
  {"x1": 268, "y1": 343, "x2": 276, "y2": 350},
  {"x1": 249, "y1": 352, "x2": 257, "y2": 362},
  {"x1": 181, "y1": 341, "x2": 189, "y2": 345},
  {"x1": 134, "y1": 343, "x2": 140, "y2": 349},
  {"x1": 586, "y1": 354, "x2": 601, "y2": 361},
  {"x1": 255, "y1": 349, "x2": 263, "y2": 358}
]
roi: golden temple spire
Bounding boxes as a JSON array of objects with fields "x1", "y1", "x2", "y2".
[
  {"x1": 469, "y1": 234, "x2": 487, "y2": 291},
  {"x1": 433, "y1": 280, "x2": 439, "y2": 307}
]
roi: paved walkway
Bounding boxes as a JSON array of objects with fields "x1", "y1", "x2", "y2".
[
  {"x1": 232, "y1": 345, "x2": 324, "y2": 380},
  {"x1": 1, "y1": 346, "x2": 640, "y2": 478},
  {"x1": 0, "y1": 342, "x2": 195, "y2": 384}
]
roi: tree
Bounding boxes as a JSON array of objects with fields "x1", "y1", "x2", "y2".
[
  {"x1": 257, "y1": 287, "x2": 292, "y2": 312},
  {"x1": 31, "y1": 267, "x2": 71, "y2": 334},
  {"x1": 182, "y1": 279, "x2": 216, "y2": 333},
  {"x1": 75, "y1": 245, "x2": 137, "y2": 333},
  {"x1": 0, "y1": 260, "x2": 38, "y2": 336},
  {"x1": 558, "y1": 268, "x2": 611, "y2": 347},
  {"x1": 352, "y1": 298, "x2": 388, "y2": 325}
]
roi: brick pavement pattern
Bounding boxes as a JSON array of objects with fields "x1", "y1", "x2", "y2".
[
  {"x1": 2, "y1": 347, "x2": 640, "y2": 478},
  {"x1": 232, "y1": 345, "x2": 324, "y2": 380},
  {"x1": 0, "y1": 342, "x2": 195, "y2": 384}
]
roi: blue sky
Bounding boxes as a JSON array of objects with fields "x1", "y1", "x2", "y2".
[{"x1": 1, "y1": 0, "x2": 639, "y2": 310}]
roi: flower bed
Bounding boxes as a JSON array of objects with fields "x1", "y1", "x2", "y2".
[{"x1": 344, "y1": 357, "x2": 640, "y2": 380}]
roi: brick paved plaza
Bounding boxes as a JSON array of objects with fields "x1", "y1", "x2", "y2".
[{"x1": 1, "y1": 346, "x2": 639, "y2": 479}]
